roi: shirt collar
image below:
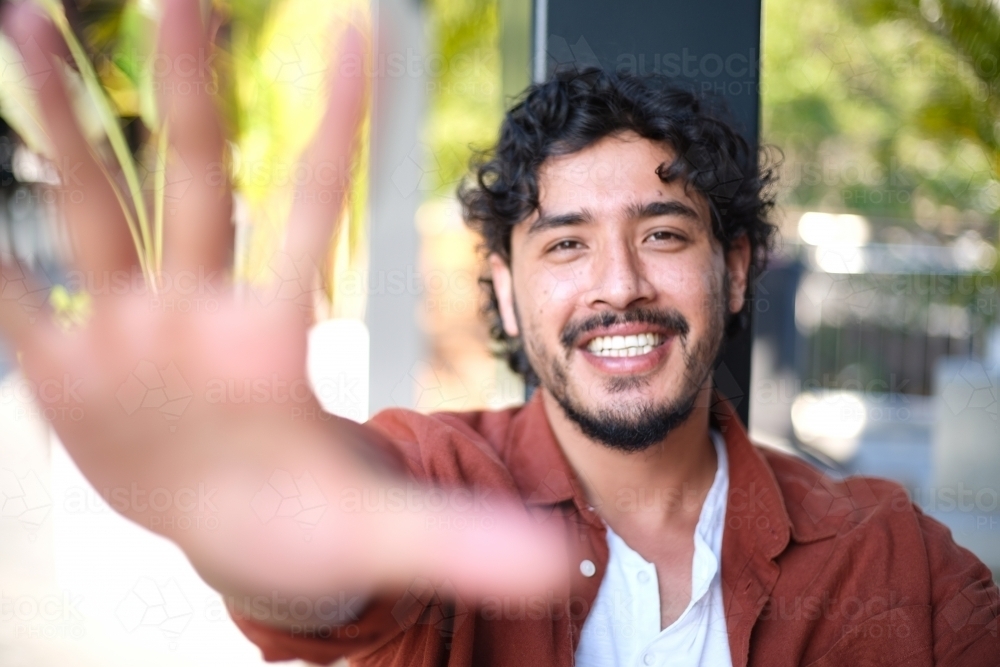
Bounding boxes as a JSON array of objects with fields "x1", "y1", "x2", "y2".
[
  {"x1": 707, "y1": 392, "x2": 792, "y2": 560},
  {"x1": 504, "y1": 389, "x2": 580, "y2": 507},
  {"x1": 504, "y1": 388, "x2": 795, "y2": 562}
]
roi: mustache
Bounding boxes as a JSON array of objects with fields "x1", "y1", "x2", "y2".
[{"x1": 560, "y1": 308, "x2": 690, "y2": 349}]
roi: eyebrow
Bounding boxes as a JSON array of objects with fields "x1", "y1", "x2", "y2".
[
  {"x1": 625, "y1": 199, "x2": 701, "y2": 222},
  {"x1": 526, "y1": 210, "x2": 594, "y2": 236},
  {"x1": 526, "y1": 199, "x2": 701, "y2": 237}
]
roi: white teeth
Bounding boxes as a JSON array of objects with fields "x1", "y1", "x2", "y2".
[{"x1": 585, "y1": 333, "x2": 664, "y2": 357}]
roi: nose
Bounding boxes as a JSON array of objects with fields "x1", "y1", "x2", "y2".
[{"x1": 584, "y1": 238, "x2": 656, "y2": 311}]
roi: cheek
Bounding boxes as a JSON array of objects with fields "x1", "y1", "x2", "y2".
[
  {"x1": 651, "y1": 262, "x2": 694, "y2": 292},
  {"x1": 649, "y1": 257, "x2": 714, "y2": 298},
  {"x1": 649, "y1": 255, "x2": 726, "y2": 318},
  {"x1": 518, "y1": 262, "x2": 587, "y2": 314}
]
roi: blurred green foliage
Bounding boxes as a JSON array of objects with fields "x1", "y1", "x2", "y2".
[
  {"x1": 763, "y1": 0, "x2": 1000, "y2": 243},
  {"x1": 423, "y1": 0, "x2": 1000, "y2": 251},
  {"x1": 422, "y1": 0, "x2": 502, "y2": 196},
  {"x1": 21, "y1": 0, "x2": 370, "y2": 297},
  {"x1": 16, "y1": 0, "x2": 1000, "y2": 272}
]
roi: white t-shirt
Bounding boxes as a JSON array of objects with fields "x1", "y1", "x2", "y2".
[{"x1": 575, "y1": 431, "x2": 732, "y2": 667}]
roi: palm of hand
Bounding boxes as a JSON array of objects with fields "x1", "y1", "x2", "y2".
[
  {"x1": 0, "y1": 0, "x2": 565, "y2": 603},
  {"x1": 1, "y1": 0, "x2": 350, "y2": 506},
  {"x1": 24, "y1": 291, "x2": 313, "y2": 485}
]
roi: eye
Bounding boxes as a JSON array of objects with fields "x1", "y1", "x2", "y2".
[
  {"x1": 646, "y1": 230, "x2": 685, "y2": 243},
  {"x1": 548, "y1": 239, "x2": 584, "y2": 253}
]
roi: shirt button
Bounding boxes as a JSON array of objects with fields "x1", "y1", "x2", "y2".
[
  {"x1": 642, "y1": 652, "x2": 655, "y2": 665},
  {"x1": 579, "y1": 559, "x2": 596, "y2": 577},
  {"x1": 637, "y1": 570, "x2": 650, "y2": 584}
]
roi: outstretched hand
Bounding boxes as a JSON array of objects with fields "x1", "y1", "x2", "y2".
[{"x1": 0, "y1": 0, "x2": 563, "y2": 609}]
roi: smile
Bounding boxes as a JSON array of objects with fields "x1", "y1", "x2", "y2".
[{"x1": 585, "y1": 332, "x2": 665, "y2": 357}]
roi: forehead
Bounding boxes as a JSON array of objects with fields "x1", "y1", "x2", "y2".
[{"x1": 537, "y1": 132, "x2": 680, "y2": 208}]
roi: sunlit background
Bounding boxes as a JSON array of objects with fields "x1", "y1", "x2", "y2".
[{"x1": 0, "y1": 0, "x2": 998, "y2": 665}]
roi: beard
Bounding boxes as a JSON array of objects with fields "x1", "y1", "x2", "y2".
[
  {"x1": 522, "y1": 275, "x2": 729, "y2": 453},
  {"x1": 554, "y1": 372, "x2": 700, "y2": 452}
]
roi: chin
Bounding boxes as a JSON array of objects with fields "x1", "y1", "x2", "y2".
[
  {"x1": 587, "y1": 393, "x2": 677, "y2": 419},
  {"x1": 555, "y1": 386, "x2": 699, "y2": 452}
]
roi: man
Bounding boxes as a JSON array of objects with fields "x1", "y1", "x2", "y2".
[{"x1": 0, "y1": 2, "x2": 996, "y2": 666}]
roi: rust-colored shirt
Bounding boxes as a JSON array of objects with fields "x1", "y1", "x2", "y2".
[{"x1": 231, "y1": 392, "x2": 999, "y2": 666}]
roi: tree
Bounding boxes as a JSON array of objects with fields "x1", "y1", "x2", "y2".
[{"x1": 763, "y1": 0, "x2": 1000, "y2": 253}]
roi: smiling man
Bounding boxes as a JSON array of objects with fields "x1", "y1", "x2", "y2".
[
  {"x1": 229, "y1": 69, "x2": 998, "y2": 666},
  {"x1": 476, "y1": 78, "x2": 757, "y2": 659},
  {"x1": 0, "y1": 4, "x2": 997, "y2": 666}
]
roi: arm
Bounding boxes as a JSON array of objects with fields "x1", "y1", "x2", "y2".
[
  {"x1": 915, "y1": 507, "x2": 999, "y2": 664},
  {"x1": 0, "y1": 0, "x2": 562, "y2": 641}
]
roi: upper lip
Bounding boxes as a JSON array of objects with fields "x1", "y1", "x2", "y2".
[{"x1": 575, "y1": 323, "x2": 676, "y2": 348}]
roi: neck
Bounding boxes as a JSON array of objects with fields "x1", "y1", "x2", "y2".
[{"x1": 540, "y1": 381, "x2": 718, "y2": 532}]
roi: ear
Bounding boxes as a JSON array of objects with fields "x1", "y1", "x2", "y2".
[
  {"x1": 488, "y1": 253, "x2": 520, "y2": 338},
  {"x1": 725, "y1": 234, "x2": 752, "y2": 315}
]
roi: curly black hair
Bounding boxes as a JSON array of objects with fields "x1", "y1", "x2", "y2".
[{"x1": 458, "y1": 67, "x2": 779, "y2": 386}]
